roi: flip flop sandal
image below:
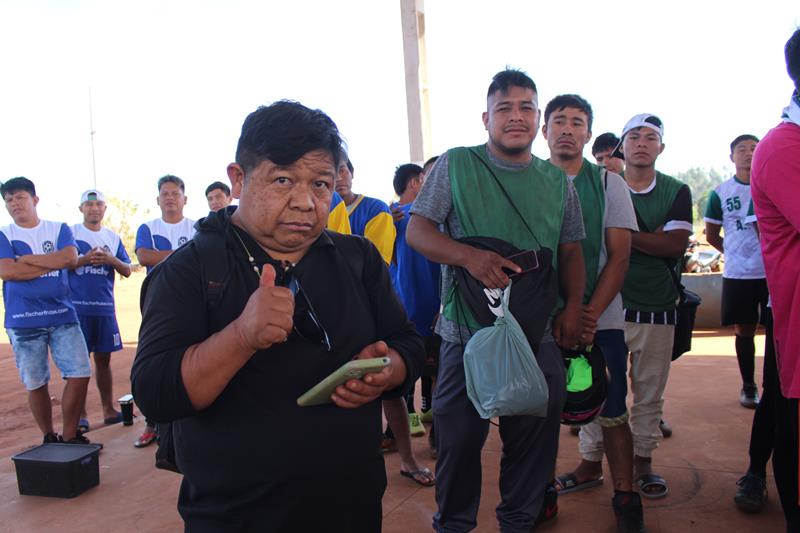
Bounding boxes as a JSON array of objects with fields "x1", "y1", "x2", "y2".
[
  {"x1": 400, "y1": 467, "x2": 436, "y2": 487},
  {"x1": 78, "y1": 418, "x2": 90, "y2": 433},
  {"x1": 636, "y1": 473, "x2": 669, "y2": 499},
  {"x1": 554, "y1": 472, "x2": 604, "y2": 494},
  {"x1": 134, "y1": 431, "x2": 157, "y2": 448},
  {"x1": 104, "y1": 412, "x2": 124, "y2": 425}
]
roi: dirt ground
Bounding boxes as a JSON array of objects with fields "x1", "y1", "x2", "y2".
[{"x1": 0, "y1": 272, "x2": 786, "y2": 532}]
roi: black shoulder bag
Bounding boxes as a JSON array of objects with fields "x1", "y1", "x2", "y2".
[{"x1": 446, "y1": 155, "x2": 559, "y2": 351}]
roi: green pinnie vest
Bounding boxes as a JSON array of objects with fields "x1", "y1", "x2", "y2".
[
  {"x1": 443, "y1": 145, "x2": 567, "y2": 328},
  {"x1": 622, "y1": 171, "x2": 686, "y2": 312},
  {"x1": 570, "y1": 159, "x2": 605, "y2": 303}
]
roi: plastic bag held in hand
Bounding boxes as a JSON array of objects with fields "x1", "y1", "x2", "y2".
[{"x1": 463, "y1": 282, "x2": 549, "y2": 419}]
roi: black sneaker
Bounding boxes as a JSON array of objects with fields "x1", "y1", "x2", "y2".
[
  {"x1": 740, "y1": 385, "x2": 759, "y2": 409},
  {"x1": 65, "y1": 430, "x2": 104, "y2": 450},
  {"x1": 42, "y1": 432, "x2": 62, "y2": 444},
  {"x1": 612, "y1": 491, "x2": 646, "y2": 533},
  {"x1": 532, "y1": 482, "x2": 558, "y2": 530},
  {"x1": 734, "y1": 472, "x2": 767, "y2": 513}
]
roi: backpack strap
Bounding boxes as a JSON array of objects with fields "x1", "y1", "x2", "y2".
[
  {"x1": 329, "y1": 231, "x2": 366, "y2": 281},
  {"x1": 193, "y1": 230, "x2": 232, "y2": 309}
]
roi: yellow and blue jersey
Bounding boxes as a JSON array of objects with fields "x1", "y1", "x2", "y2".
[
  {"x1": 328, "y1": 192, "x2": 351, "y2": 235},
  {"x1": 347, "y1": 195, "x2": 395, "y2": 264}
]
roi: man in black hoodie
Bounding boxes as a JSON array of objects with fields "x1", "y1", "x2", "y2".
[{"x1": 131, "y1": 101, "x2": 424, "y2": 532}]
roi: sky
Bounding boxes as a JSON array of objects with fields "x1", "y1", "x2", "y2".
[{"x1": 0, "y1": 0, "x2": 798, "y2": 228}]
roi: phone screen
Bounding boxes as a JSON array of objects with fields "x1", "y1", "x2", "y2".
[{"x1": 504, "y1": 250, "x2": 539, "y2": 276}]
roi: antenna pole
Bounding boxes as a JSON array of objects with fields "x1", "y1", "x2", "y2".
[{"x1": 89, "y1": 87, "x2": 97, "y2": 189}]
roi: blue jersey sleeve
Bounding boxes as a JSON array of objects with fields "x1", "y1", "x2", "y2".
[
  {"x1": 116, "y1": 240, "x2": 132, "y2": 263},
  {"x1": 0, "y1": 232, "x2": 14, "y2": 259},
  {"x1": 57, "y1": 223, "x2": 77, "y2": 250},
  {"x1": 136, "y1": 224, "x2": 153, "y2": 251}
]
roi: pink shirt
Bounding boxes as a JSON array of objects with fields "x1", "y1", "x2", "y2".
[{"x1": 751, "y1": 121, "x2": 800, "y2": 399}]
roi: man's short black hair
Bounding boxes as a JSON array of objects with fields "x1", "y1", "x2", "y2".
[
  {"x1": 544, "y1": 94, "x2": 594, "y2": 132},
  {"x1": 786, "y1": 28, "x2": 800, "y2": 90},
  {"x1": 205, "y1": 181, "x2": 230, "y2": 197},
  {"x1": 392, "y1": 163, "x2": 423, "y2": 196},
  {"x1": 1, "y1": 177, "x2": 36, "y2": 198},
  {"x1": 236, "y1": 100, "x2": 343, "y2": 175},
  {"x1": 487, "y1": 68, "x2": 537, "y2": 99},
  {"x1": 158, "y1": 175, "x2": 185, "y2": 193},
  {"x1": 592, "y1": 133, "x2": 620, "y2": 155},
  {"x1": 423, "y1": 155, "x2": 439, "y2": 174},
  {"x1": 730, "y1": 134, "x2": 760, "y2": 153}
]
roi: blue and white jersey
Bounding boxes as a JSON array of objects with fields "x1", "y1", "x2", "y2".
[
  {"x1": 0, "y1": 220, "x2": 78, "y2": 328},
  {"x1": 68, "y1": 225, "x2": 131, "y2": 317},
  {"x1": 135, "y1": 217, "x2": 196, "y2": 272}
]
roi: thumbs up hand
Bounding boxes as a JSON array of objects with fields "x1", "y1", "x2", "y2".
[{"x1": 233, "y1": 264, "x2": 295, "y2": 351}]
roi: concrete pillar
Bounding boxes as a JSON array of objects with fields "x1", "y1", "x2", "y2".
[{"x1": 399, "y1": 0, "x2": 432, "y2": 163}]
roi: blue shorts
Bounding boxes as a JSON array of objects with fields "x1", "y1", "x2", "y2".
[
  {"x1": 7, "y1": 323, "x2": 91, "y2": 390},
  {"x1": 78, "y1": 314, "x2": 123, "y2": 353},
  {"x1": 595, "y1": 329, "x2": 629, "y2": 419}
]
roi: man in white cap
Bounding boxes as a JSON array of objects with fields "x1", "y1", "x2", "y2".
[
  {"x1": 69, "y1": 190, "x2": 132, "y2": 429},
  {"x1": 602, "y1": 114, "x2": 692, "y2": 500}
]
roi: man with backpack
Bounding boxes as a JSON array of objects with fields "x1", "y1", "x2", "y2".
[
  {"x1": 407, "y1": 68, "x2": 586, "y2": 533},
  {"x1": 131, "y1": 100, "x2": 423, "y2": 532}
]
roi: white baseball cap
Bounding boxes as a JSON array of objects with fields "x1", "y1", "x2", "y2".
[
  {"x1": 621, "y1": 113, "x2": 664, "y2": 138},
  {"x1": 611, "y1": 113, "x2": 665, "y2": 159},
  {"x1": 80, "y1": 190, "x2": 106, "y2": 204}
]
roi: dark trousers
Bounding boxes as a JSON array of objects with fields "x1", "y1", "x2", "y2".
[
  {"x1": 773, "y1": 345, "x2": 800, "y2": 532},
  {"x1": 748, "y1": 310, "x2": 776, "y2": 475},
  {"x1": 432, "y1": 341, "x2": 565, "y2": 533}
]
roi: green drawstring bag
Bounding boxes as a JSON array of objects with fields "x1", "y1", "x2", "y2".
[
  {"x1": 566, "y1": 355, "x2": 592, "y2": 393},
  {"x1": 463, "y1": 282, "x2": 549, "y2": 418}
]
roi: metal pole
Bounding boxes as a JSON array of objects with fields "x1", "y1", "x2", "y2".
[{"x1": 89, "y1": 87, "x2": 97, "y2": 189}]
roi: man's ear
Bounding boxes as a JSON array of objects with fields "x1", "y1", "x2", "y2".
[
  {"x1": 227, "y1": 163, "x2": 245, "y2": 199},
  {"x1": 482, "y1": 111, "x2": 489, "y2": 131},
  {"x1": 659, "y1": 143, "x2": 666, "y2": 155}
]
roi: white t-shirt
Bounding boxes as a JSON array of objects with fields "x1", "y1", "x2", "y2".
[{"x1": 704, "y1": 177, "x2": 765, "y2": 279}]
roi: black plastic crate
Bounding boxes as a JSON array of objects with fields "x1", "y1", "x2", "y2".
[{"x1": 11, "y1": 443, "x2": 100, "y2": 498}]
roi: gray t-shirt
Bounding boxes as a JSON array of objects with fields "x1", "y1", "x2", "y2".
[
  {"x1": 410, "y1": 147, "x2": 586, "y2": 345},
  {"x1": 566, "y1": 170, "x2": 638, "y2": 330}
]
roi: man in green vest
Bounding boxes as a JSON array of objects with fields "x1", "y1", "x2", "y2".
[
  {"x1": 542, "y1": 94, "x2": 643, "y2": 532},
  {"x1": 407, "y1": 68, "x2": 587, "y2": 533},
  {"x1": 605, "y1": 114, "x2": 693, "y2": 500}
]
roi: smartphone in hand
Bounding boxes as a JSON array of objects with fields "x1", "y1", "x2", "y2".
[{"x1": 297, "y1": 357, "x2": 391, "y2": 407}]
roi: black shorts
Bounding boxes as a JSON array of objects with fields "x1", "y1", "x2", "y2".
[{"x1": 721, "y1": 277, "x2": 769, "y2": 326}]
